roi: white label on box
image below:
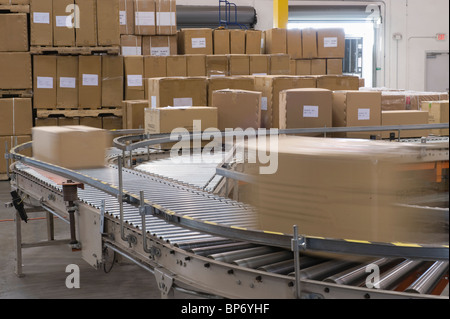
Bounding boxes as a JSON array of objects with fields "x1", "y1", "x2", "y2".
[
  {"x1": 37, "y1": 76, "x2": 53, "y2": 89},
  {"x1": 261, "y1": 97, "x2": 268, "y2": 111},
  {"x1": 191, "y1": 38, "x2": 206, "y2": 49},
  {"x1": 127, "y1": 75, "x2": 143, "y2": 87},
  {"x1": 210, "y1": 74, "x2": 226, "y2": 78},
  {"x1": 33, "y1": 12, "x2": 50, "y2": 24},
  {"x1": 119, "y1": 11, "x2": 127, "y2": 25},
  {"x1": 135, "y1": 11, "x2": 155, "y2": 26},
  {"x1": 157, "y1": 12, "x2": 176, "y2": 26},
  {"x1": 151, "y1": 96, "x2": 157, "y2": 108},
  {"x1": 252, "y1": 73, "x2": 267, "y2": 76},
  {"x1": 150, "y1": 47, "x2": 170, "y2": 56},
  {"x1": 55, "y1": 15, "x2": 70, "y2": 27},
  {"x1": 358, "y1": 108, "x2": 371, "y2": 120},
  {"x1": 173, "y1": 98, "x2": 193, "y2": 107},
  {"x1": 122, "y1": 46, "x2": 142, "y2": 56},
  {"x1": 303, "y1": 105, "x2": 319, "y2": 118},
  {"x1": 82, "y1": 74, "x2": 98, "y2": 86},
  {"x1": 324, "y1": 37, "x2": 338, "y2": 48},
  {"x1": 60, "y1": 77, "x2": 76, "y2": 88}
]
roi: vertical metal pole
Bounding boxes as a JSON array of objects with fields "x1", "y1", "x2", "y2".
[
  {"x1": 118, "y1": 156, "x2": 126, "y2": 242},
  {"x1": 100, "y1": 199, "x2": 105, "y2": 235},
  {"x1": 46, "y1": 211, "x2": 54, "y2": 241},
  {"x1": 293, "y1": 225, "x2": 301, "y2": 299},
  {"x1": 5, "y1": 141, "x2": 10, "y2": 179},
  {"x1": 14, "y1": 211, "x2": 24, "y2": 277},
  {"x1": 140, "y1": 190, "x2": 151, "y2": 254}
]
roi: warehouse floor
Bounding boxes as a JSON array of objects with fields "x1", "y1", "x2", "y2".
[{"x1": 0, "y1": 180, "x2": 193, "y2": 299}]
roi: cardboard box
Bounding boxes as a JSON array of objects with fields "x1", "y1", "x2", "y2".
[
  {"x1": 317, "y1": 28, "x2": 345, "y2": 58},
  {"x1": 408, "y1": 91, "x2": 448, "y2": 110},
  {"x1": 166, "y1": 56, "x2": 187, "y2": 77},
  {"x1": 302, "y1": 28, "x2": 317, "y2": 59},
  {"x1": 0, "y1": 14, "x2": 29, "y2": 52},
  {"x1": 58, "y1": 117, "x2": 80, "y2": 126},
  {"x1": 316, "y1": 75, "x2": 360, "y2": 91},
  {"x1": 80, "y1": 117, "x2": 103, "y2": 128},
  {"x1": 56, "y1": 55, "x2": 78, "y2": 108},
  {"x1": 327, "y1": 59, "x2": 343, "y2": 75},
  {"x1": 279, "y1": 88, "x2": 332, "y2": 136},
  {"x1": 102, "y1": 55, "x2": 124, "y2": 107},
  {"x1": 381, "y1": 92, "x2": 407, "y2": 111},
  {"x1": 33, "y1": 55, "x2": 57, "y2": 109},
  {"x1": 212, "y1": 89, "x2": 261, "y2": 131},
  {"x1": 0, "y1": 135, "x2": 32, "y2": 174},
  {"x1": 32, "y1": 126, "x2": 109, "y2": 169},
  {"x1": 178, "y1": 28, "x2": 213, "y2": 55},
  {"x1": 295, "y1": 59, "x2": 311, "y2": 75},
  {"x1": 134, "y1": 0, "x2": 156, "y2": 35},
  {"x1": 249, "y1": 55, "x2": 269, "y2": 76},
  {"x1": 229, "y1": 55, "x2": 250, "y2": 76},
  {"x1": 148, "y1": 77, "x2": 208, "y2": 108},
  {"x1": 119, "y1": 0, "x2": 134, "y2": 35},
  {"x1": 0, "y1": 0, "x2": 31, "y2": 4},
  {"x1": 0, "y1": 98, "x2": 33, "y2": 136},
  {"x1": 311, "y1": 59, "x2": 326, "y2": 75},
  {"x1": 124, "y1": 100, "x2": 148, "y2": 129},
  {"x1": 186, "y1": 55, "x2": 206, "y2": 77},
  {"x1": 381, "y1": 110, "x2": 429, "y2": 138},
  {"x1": 102, "y1": 116, "x2": 123, "y2": 129},
  {"x1": 155, "y1": 0, "x2": 176, "y2": 35},
  {"x1": 30, "y1": 0, "x2": 53, "y2": 46},
  {"x1": 121, "y1": 35, "x2": 142, "y2": 55},
  {"x1": 265, "y1": 28, "x2": 287, "y2": 54},
  {"x1": 207, "y1": 76, "x2": 255, "y2": 106},
  {"x1": 142, "y1": 35, "x2": 177, "y2": 56},
  {"x1": 213, "y1": 29, "x2": 230, "y2": 54},
  {"x1": 78, "y1": 55, "x2": 102, "y2": 108},
  {"x1": 144, "y1": 56, "x2": 167, "y2": 78},
  {"x1": 421, "y1": 100, "x2": 449, "y2": 136},
  {"x1": 124, "y1": 56, "x2": 144, "y2": 100},
  {"x1": 97, "y1": 0, "x2": 120, "y2": 46},
  {"x1": 206, "y1": 55, "x2": 229, "y2": 77},
  {"x1": 287, "y1": 29, "x2": 302, "y2": 59},
  {"x1": 230, "y1": 29, "x2": 246, "y2": 54},
  {"x1": 269, "y1": 54, "x2": 290, "y2": 75},
  {"x1": 0, "y1": 53, "x2": 32, "y2": 89},
  {"x1": 35, "y1": 118, "x2": 58, "y2": 127},
  {"x1": 254, "y1": 76, "x2": 317, "y2": 129},
  {"x1": 52, "y1": 0, "x2": 75, "y2": 46},
  {"x1": 246, "y1": 30, "x2": 263, "y2": 54},
  {"x1": 75, "y1": 0, "x2": 97, "y2": 46},
  {"x1": 332, "y1": 91, "x2": 382, "y2": 139}
]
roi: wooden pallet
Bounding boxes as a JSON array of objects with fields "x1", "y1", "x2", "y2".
[
  {"x1": 0, "y1": 4, "x2": 29, "y2": 13},
  {"x1": 0, "y1": 89, "x2": 33, "y2": 98},
  {"x1": 30, "y1": 46, "x2": 120, "y2": 56},
  {"x1": 35, "y1": 107, "x2": 122, "y2": 119}
]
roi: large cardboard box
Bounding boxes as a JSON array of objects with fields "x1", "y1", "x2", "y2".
[
  {"x1": 0, "y1": 53, "x2": 32, "y2": 89},
  {"x1": 58, "y1": 117, "x2": 80, "y2": 126},
  {"x1": 316, "y1": 75, "x2": 360, "y2": 91},
  {"x1": 287, "y1": 29, "x2": 302, "y2": 59},
  {"x1": 381, "y1": 110, "x2": 429, "y2": 139},
  {"x1": 33, "y1": 55, "x2": 57, "y2": 109},
  {"x1": 0, "y1": 98, "x2": 33, "y2": 136},
  {"x1": 327, "y1": 58, "x2": 343, "y2": 75},
  {"x1": 102, "y1": 55, "x2": 124, "y2": 107},
  {"x1": 0, "y1": 13, "x2": 29, "y2": 52},
  {"x1": 254, "y1": 76, "x2": 317, "y2": 129},
  {"x1": 265, "y1": 28, "x2": 287, "y2": 54},
  {"x1": 148, "y1": 77, "x2": 208, "y2": 108},
  {"x1": 32, "y1": 126, "x2": 109, "y2": 169},
  {"x1": 155, "y1": 0, "x2": 177, "y2": 35},
  {"x1": 144, "y1": 56, "x2": 167, "y2": 78},
  {"x1": 80, "y1": 117, "x2": 103, "y2": 128},
  {"x1": 134, "y1": 0, "x2": 156, "y2": 35},
  {"x1": 381, "y1": 92, "x2": 407, "y2": 111},
  {"x1": 206, "y1": 55, "x2": 229, "y2": 77},
  {"x1": 178, "y1": 28, "x2": 213, "y2": 55},
  {"x1": 332, "y1": 91, "x2": 382, "y2": 139},
  {"x1": 52, "y1": 0, "x2": 75, "y2": 46},
  {"x1": 75, "y1": 0, "x2": 97, "y2": 46},
  {"x1": 302, "y1": 28, "x2": 317, "y2": 59},
  {"x1": 119, "y1": 0, "x2": 134, "y2": 35},
  {"x1": 186, "y1": 55, "x2": 206, "y2": 77},
  {"x1": 121, "y1": 34, "x2": 142, "y2": 55},
  {"x1": 124, "y1": 100, "x2": 148, "y2": 129},
  {"x1": 245, "y1": 30, "x2": 263, "y2": 54},
  {"x1": 207, "y1": 76, "x2": 255, "y2": 106},
  {"x1": 78, "y1": 55, "x2": 102, "y2": 108},
  {"x1": 421, "y1": 100, "x2": 449, "y2": 136},
  {"x1": 30, "y1": 0, "x2": 53, "y2": 46},
  {"x1": 56, "y1": 55, "x2": 78, "y2": 108},
  {"x1": 102, "y1": 116, "x2": 122, "y2": 129},
  {"x1": 0, "y1": 0, "x2": 31, "y2": 4},
  {"x1": 213, "y1": 29, "x2": 230, "y2": 55},
  {"x1": 230, "y1": 29, "x2": 246, "y2": 54},
  {"x1": 97, "y1": 0, "x2": 120, "y2": 46},
  {"x1": 35, "y1": 117, "x2": 58, "y2": 127},
  {"x1": 311, "y1": 59, "x2": 326, "y2": 75},
  {"x1": 279, "y1": 88, "x2": 332, "y2": 136},
  {"x1": 229, "y1": 55, "x2": 250, "y2": 76},
  {"x1": 142, "y1": 35, "x2": 177, "y2": 56},
  {"x1": 317, "y1": 28, "x2": 345, "y2": 58},
  {"x1": 295, "y1": 59, "x2": 311, "y2": 75},
  {"x1": 166, "y1": 56, "x2": 187, "y2": 77},
  {"x1": 212, "y1": 89, "x2": 261, "y2": 131},
  {"x1": 249, "y1": 55, "x2": 269, "y2": 76},
  {"x1": 269, "y1": 54, "x2": 290, "y2": 75},
  {"x1": 0, "y1": 135, "x2": 32, "y2": 174},
  {"x1": 124, "y1": 56, "x2": 145, "y2": 100}
]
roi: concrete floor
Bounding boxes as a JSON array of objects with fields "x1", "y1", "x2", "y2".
[{"x1": 0, "y1": 180, "x2": 190, "y2": 299}]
